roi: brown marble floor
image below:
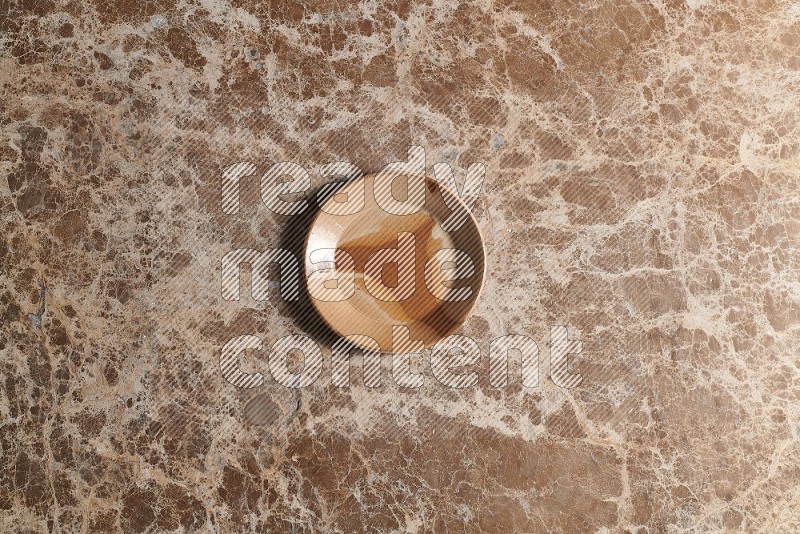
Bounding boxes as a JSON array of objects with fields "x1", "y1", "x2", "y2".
[{"x1": 2, "y1": 0, "x2": 799, "y2": 532}]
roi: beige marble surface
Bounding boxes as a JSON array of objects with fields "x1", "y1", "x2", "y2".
[{"x1": 2, "y1": 0, "x2": 799, "y2": 531}]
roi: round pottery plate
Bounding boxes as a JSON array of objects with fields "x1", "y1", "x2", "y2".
[{"x1": 304, "y1": 173, "x2": 486, "y2": 352}]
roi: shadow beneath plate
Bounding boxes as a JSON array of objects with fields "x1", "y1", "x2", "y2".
[{"x1": 276, "y1": 183, "x2": 341, "y2": 349}]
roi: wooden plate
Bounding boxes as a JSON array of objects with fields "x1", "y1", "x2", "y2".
[{"x1": 304, "y1": 173, "x2": 486, "y2": 352}]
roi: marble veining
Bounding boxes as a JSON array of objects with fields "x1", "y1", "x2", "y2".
[{"x1": 1, "y1": 0, "x2": 799, "y2": 531}]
